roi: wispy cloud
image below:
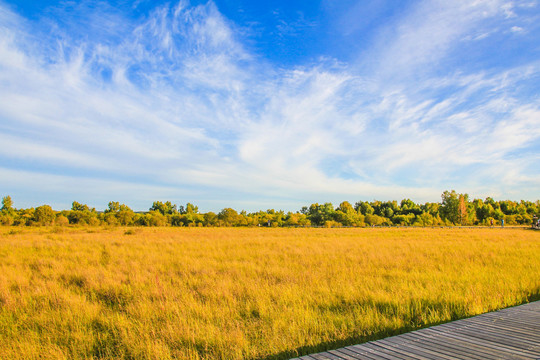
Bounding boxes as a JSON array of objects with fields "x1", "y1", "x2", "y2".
[{"x1": 0, "y1": 0, "x2": 539, "y2": 211}]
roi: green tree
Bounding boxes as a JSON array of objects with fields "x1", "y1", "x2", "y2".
[
  {"x1": 392, "y1": 213, "x2": 415, "y2": 226},
  {"x1": 493, "y1": 209, "x2": 505, "y2": 221},
  {"x1": 440, "y1": 190, "x2": 467, "y2": 225},
  {"x1": 306, "y1": 203, "x2": 323, "y2": 226},
  {"x1": 355, "y1": 201, "x2": 374, "y2": 215},
  {"x1": 218, "y1": 208, "x2": 239, "y2": 226},
  {"x1": 422, "y1": 202, "x2": 440, "y2": 216},
  {"x1": 415, "y1": 212, "x2": 436, "y2": 226},
  {"x1": 184, "y1": 203, "x2": 199, "y2": 214},
  {"x1": 337, "y1": 201, "x2": 355, "y2": 214},
  {"x1": 365, "y1": 214, "x2": 384, "y2": 226},
  {"x1": 104, "y1": 201, "x2": 134, "y2": 225},
  {"x1": 33, "y1": 205, "x2": 55, "y2": 226},
  {"x1": 117, "y1": 207, "x2": 135, "y2": 226},
  {"x1": 284, "y1": 212, "x2": 310, "y2": 227},
  {"x1": 383, "y1": 207, "x2": 394, "y2": 218},
  {"x1": 0, "y1": 195, "x2": 15, "y2": 225},
  {"x1": 306, "y1": 203, "x2": 334, "y2": 226},
  {"x1": 105, "y1": 201, "x2": 120, "y2": 213},
  {"x1": 400, "y1": 199, "x2": 422, "y2": 216},
  {"x1": 1, "y1": 195, "x2": 13, "y2": 211},
  {"x1": 71, "y1": 201, "x2": 90, "y2": 212},
  {"x1": 69, "y1": 201, "x2": 97, "y2": 225},
  {"x1": 204, "y1": 212, "x2": 218, "y2": 226},
  {"x1": 140, "y1": 211, "x2": 167, "y2": 226},
  {"x1": 150, "y1": 201, "x2": 177, "y2": 215}
]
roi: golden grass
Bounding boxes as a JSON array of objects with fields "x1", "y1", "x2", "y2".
[{"x1": 0, "y1": 227, "x2": 539, "y2": 359}]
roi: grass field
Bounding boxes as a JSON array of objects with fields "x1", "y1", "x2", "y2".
[{"x1": 0, "y1": 227, "x2": 539, "y2": 359}]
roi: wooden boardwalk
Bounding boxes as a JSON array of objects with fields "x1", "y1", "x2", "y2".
[{"x1": 291, "y1": 301, "x2": 540, "y2": 360}]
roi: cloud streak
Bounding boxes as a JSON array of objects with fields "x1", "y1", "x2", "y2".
[{"x1": 0, "y1": 0, "x2": 539, "y2": 211}]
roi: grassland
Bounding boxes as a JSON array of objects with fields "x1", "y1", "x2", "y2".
[{"x1": 0, "y1": 227, "x2": 539, "y2": 359}]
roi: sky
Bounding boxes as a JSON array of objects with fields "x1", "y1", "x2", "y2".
[{"x1": 1, "y1": 0, "x2": 540, "y2": 212}]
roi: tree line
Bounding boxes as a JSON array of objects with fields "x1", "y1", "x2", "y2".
[{"x1": 1, "y1": 191, "x2": 538, "y2": 228}]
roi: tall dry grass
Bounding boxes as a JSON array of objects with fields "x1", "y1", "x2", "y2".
[{"x1": 0, "y1": 227, "x2": 539, "y2": 359}]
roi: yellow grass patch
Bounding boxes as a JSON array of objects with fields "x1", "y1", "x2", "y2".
[{"x1": 0, "y1": 227, "x2": 539, "y2": 359}]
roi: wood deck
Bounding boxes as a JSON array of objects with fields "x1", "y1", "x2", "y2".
[{"x1": 291, "y1": 301, "x2": 540, "y2": 360}]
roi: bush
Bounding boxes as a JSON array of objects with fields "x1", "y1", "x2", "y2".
[
  {"x1": 0, "y1": 214, "x2": 14, "y2": 226},
  {"x1": 324, "y1": 220, "x2": 341, "y2": 228},
  {"x1": 55, "y1": 215, "x2": 69, "y2": 226},
  {"x1": 33, "y1": 205, "x2": 55, "y2": 226}
]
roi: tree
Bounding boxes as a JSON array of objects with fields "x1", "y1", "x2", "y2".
[
  {"x1": 284, "y1": 212, "x2": 310, "y2": 227},
  {"x1": 392, "y1": 213, "x2": 414, "y2": 226},
  {"x1": 105, "y1": 201, "x2": 120, "y2": 213},
  {"x1": 305, "y1": 203, "x2": 335, "y2": 226},
  {"x1": 71, "y1": 201, "x2": 90, "y2": 212},
  {"x1": 55, "y1": 214, "x2": 69, "y2": 226},
  {"x1": 0, "y1": 213, "x2": 14, "y2": 225},
  {"x1": 218, "y1": 208, "x2": 239, "y2": 226},
  {"x1": 458, "y1": 194, "x2": 468, "y2": 226},
  {"x1": 104, "y1": 201, "x2": 134, "y2": 225},
  {"x1": 440, "y1": 190, "x2": 460, "y2": 224},
  {"x1": 415, "y1": 212, "x2": 436, "y2": 226},
  {"x1": 117, "y1": 207, "x2": 135, "y2": 226},
  {"x1": 1, "y1": 195, "x2": 13, "y2": 211},
  {"x1": 204, "y1": 212, "x2": 218, "y2": 226},
  {"x1": 306, "y1": 203, "x2": 323, "y2": 226},
  {"x1": 337, "y1": 201, "x2": 355, "y2": 214},
  {"x1": 69, "y1": 201, "x2": 97, "y2": 225},
  {"x1": 135, "y1": 211, "x2": 167, "y2": 226},
  {"x1": 150, "y1": 201, "x2": 177, "y2": 215},
  {"x1": 0, "y1": 195, "x2": 15, "y2": 225},
  {"x1": 184, "y1": 203, "x2": 199, "y2": 214},
  {"x1": 383, "y1": 207, "x2": 394, "y2": 218},
  {"x1": 365, "y1": 214, "x2": 384, "y2": 226},
  {"x1": 355, "y1": 201, "x2": 374, "y2": 215},
  {"x1": 400, "y1": 199, "x2": 422, "y2": 216},
  {"x1": 33, "y1": 205, "x2": 55, "y2": 226}
]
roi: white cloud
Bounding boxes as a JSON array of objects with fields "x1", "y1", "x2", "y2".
[{"x1": 0, "y1": 0, "x2": 539, "y2": 210}]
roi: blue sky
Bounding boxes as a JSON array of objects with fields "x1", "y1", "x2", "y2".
[{"x1": 1, "y1": 0, "x2": 539, "y2": 211}]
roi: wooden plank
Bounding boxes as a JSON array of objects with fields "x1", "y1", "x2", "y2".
[
  {"x1": 384, "y1": 329, "x2": 506, "y2": 358},
  {"x1": 366, "y1": 339, "x2": 434, "y2": 360},
  {"x1": 327, "y1": 349, "x2": 362, "y2": 360},
  {"x1": 470, "y1": 315, "x2": 540, "y2": 332},
  {"x1": 379, "y1": 336, "x2": 461, "y2": 360},
  {"x1": 361, "y1": 342, "x2": 420, "y2": 360},
  {"x1": 395, "y1": 332, "x2": 499, "y2": 360},
  {"x1": 423, "y1": 325, "x2": 531, "y2": 353},
  {"x1": 399, "y1": 330, "x2": 513, "y2": 360},
  {"x1": 433, "y1": 323, "x2": 540, "y2": 349},
  {"x1": 382, "y1": 341, "x2": 455, "y2": 360},
  {"x1": 494, "y1": 308, "x2": 540, "y2": 316},
  {"x1": 437, "y1": 321, "x2": 540, "y2": 346},
  {"x1": 335, "y1": 346, "x2": 378, "y2": 360},
  {"x1": 481, "y1": 313, "x2": 540, "y2": 328},
  {"x1": 420, "y1": 326, "x2": 540, "y2": 358},
  {"x1": 345, "y1": 345, "x2": 398, "y2": 360},
  {"x1": 293, "y1": 301, "x2": 540, "y2": 360},
  {"x1": 474, "y1": 311, "x2": 540, "y2": 325},
  {"x1": 459, "y1": 318, "x2": 540, "y2": 343},
  {"x1": 340, "y1": 344, "x2": 396, "y2": 360},
  {"x1": 390, "y1": 319, "x2": 540, "y2": 358},
  {"x1": 309, "y1": 351, "x2": 343, "y2": 360},
  {"x1": 337, "y1": 345, "x2": 383, "y2": 360}
]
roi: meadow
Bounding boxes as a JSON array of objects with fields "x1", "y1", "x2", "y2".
[{"x1": 0, "y1": 227, "x2": 539, "y2": 360}]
